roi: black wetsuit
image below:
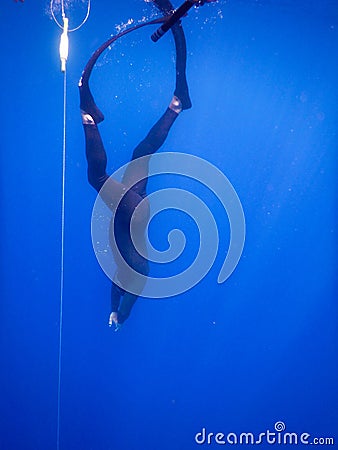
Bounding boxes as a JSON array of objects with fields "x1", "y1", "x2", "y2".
[
  {"x1": 81, "y1": 0, "x2": 191, "y2": 325},
  {"x1": 84, "y1": 108, "x2": 179, "y2": 323}
]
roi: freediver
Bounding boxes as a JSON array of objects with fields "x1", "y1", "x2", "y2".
[{"x1": 79, "y1": 0, "x2": 215, "y2": 331}]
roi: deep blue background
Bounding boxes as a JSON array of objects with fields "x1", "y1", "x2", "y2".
[{"x1": 1, "y1": 1, "x2": 337, "y2": 449}]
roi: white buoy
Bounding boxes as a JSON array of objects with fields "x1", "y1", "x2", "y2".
[{"x1": 59, "y1": 17, "x2": 69, "y2": 72}]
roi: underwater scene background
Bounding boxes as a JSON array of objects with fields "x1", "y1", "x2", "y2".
[{"x1": 1, "y1": 0, "x2": 337, "y2": 449}]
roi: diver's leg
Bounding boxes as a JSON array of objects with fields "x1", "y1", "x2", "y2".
[
  {"x1": 79, "y1": 75, "x2": 104, "y2": 124},
  {"x1": 121, "y1": 101, "x2": 180, "y2": 197},
  {"x1": 79, "y1": 73, "x2": 109, "y2": 191},
  {"x1": 82, "y1": 119, "x2": 109, "y2": 192},
  {"x1": 132, "y1": 102, "x2": 180, "y2": 160}
]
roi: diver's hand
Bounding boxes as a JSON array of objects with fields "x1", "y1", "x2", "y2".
[
  {"x1": 109, "y1": 312, "x2": 123, "y2": 332},
  {"x1": 108, "y1": 312, "x2": 118, "y2": 327}
]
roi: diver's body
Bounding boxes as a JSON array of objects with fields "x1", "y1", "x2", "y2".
[{"x1": 80, "y1": 0, "x2": 191, "y2": 330}]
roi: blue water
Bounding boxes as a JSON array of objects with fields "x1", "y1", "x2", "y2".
[{"x1": 1, "y1": 1, "x2": 337, "y2": 449}]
